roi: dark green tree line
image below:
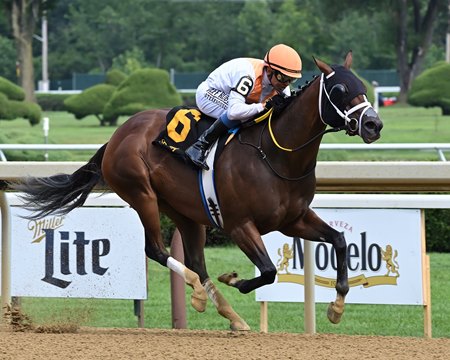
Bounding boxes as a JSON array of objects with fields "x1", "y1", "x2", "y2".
[{"x1": 0, "y1": 0, "x2": 448, "y2": 103}]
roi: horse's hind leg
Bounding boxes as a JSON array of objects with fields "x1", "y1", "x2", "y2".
[
  {"x1": 103, "y1": 163, "x2": 207, "y2": 312},
  {"x1": 202, "y1": 279, "x2": 250, "y2": 331},
  {"x1": 137, "y1": 200, "x2": 207, "y2": 312},
  {"x1": 171, "y1": 213, "x2": 250, "y2": 331}
]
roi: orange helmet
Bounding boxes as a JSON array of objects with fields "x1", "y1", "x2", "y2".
[{"x1": 264, "y1": 44, "x2": 302, "y2": 78}]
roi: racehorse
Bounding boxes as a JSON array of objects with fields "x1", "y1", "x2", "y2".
[{"x1": 12, "y1": 51, "x2": 382, "y2": 331}]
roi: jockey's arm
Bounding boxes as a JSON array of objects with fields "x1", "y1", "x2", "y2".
[
  {"x1": 227, "y1": 91, "x2": 264, "y2": 121},
  {"x1": 227, "y1": 85, "x2": 291, "y2": 121}
]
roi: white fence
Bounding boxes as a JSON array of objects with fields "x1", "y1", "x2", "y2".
[{"x1": 0, "y1": 143, "x2": 449, "y2": 162}]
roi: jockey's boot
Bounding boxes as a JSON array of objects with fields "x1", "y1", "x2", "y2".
[{"x1": 185, "y1": 118, "x2": 229, "y2": 171}]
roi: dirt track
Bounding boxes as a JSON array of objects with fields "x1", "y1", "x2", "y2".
[{"x1": 1, "y1": 327, "x2": 450, "y2": 360}]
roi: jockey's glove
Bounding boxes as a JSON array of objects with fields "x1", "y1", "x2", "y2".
[{"x1": 264, "y1": 94, "x2": 286, "y2": 111}]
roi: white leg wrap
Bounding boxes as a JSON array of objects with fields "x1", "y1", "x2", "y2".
[{"x1": 167, "y1": 256, "x2": 187, "y2": 281}]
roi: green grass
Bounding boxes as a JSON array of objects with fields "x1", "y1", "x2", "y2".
[
  {"x1": 16, "y1": 249, "x2": 450, "y2": 338},
  {"x1": 0, "y1": 104, "x2": 449, "y2": 161},
  {"x1": 318, "y1": 105, "x2": 450, "y2": 161},
  {"x1": 0, "y1": 112, "x2": 128, "y2": 161}
]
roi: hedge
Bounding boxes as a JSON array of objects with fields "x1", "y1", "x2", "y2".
[
  {"x1": 103, "y1": 68, "x2": 182, "y2": 121},
  {"x1": 0, "y1": 77, "x2": 25, "y2": 101},
  {"x1": 64, "y1": 83, "x2": 117, "y2": 125},
  {"x1": 0, "y1": 93, "x2": 41, "y2": 125},
  {"x1": 36, "y1": 93, "x2": 72, "y2": 111},
  {"x1": 408, "y1": 61, "x2": 450, "y2": 115}
]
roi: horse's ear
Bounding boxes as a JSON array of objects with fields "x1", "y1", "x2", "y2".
[
  {"x1": 313, "y1": 56, "x2": 333, "y2": 75},
  {"x1": 343, "y1": 51, "x2": 353, "y2": 69}
]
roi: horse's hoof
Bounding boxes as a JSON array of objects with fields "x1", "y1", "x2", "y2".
[
  {"x1": 327, "y1": 301, "x2": 344, "y2": 324},
  {"x1": 230, "y1": 320, "x2": 251, "y2": 331},
  {"x1": 218, "y1": 272, "x2": 239, "y2": 286},
  {"x1": 191, "y1": 293, "x2": 207, "y2": 313}
]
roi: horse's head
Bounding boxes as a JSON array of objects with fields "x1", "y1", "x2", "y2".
[{"x1": 313, "y1": 51, "x2": 383, "y2": 143}]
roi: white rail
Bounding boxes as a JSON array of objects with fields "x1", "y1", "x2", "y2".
[
  {"x1": 0, "y1": 144, "x2": 103, "y2": 162},
  {"x1": 0, "y1": 143, "x2": 449, "y2": 161},
  {"x1": 320, "y1": 143, "x2": 449, "y2": 161}
]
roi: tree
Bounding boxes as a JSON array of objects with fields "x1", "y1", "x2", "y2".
[
  {"x1": 236, "y1": 0, "x2": 273, "y2": 59},
  {"x1": 3, "y1": 0, "x2": 42, "y2": 102},
  {"x1": 0, "y1": 36, "x2": 17, "y2": 81},
  {"x1": 395, "y1": 0, "x2": 442, "y2": 102},
  {"x1": 320, "y1": 0, "x2": 444, "y2": 102}
]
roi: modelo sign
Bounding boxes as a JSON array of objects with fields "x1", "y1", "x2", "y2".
[
  {"x1": 10, "y1": 206, "x2": 146, "y2": 300},
  {"x1": 256, "y1": 208, "x2": 423, "y2": 305}
]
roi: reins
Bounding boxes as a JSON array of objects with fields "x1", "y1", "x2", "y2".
[
  {"x1": 237, "y1": 74, "x2": 353, "y2": 182},
  {"x1": 238, "y1": 110, "x2": 346, "y2": 181}
]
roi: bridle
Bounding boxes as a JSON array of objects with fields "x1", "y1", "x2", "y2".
[
  {"x1": 318, "y1": 72, "x2": 374, "y2": 136},
  {"x1": 238, "y1": 70, "x2": 374, "y2": 181}
]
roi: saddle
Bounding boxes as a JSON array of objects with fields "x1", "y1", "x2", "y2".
[
  {"x1": 153, "y1": 106, "x2": 231, "y2": 165},
  {"x1": 152, "y1": 102, "x2": 283, "y2": 163}
]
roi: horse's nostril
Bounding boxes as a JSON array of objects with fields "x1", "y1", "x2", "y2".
[
  {"x1": 364, "y1": 118, "x2": 383, "y2": 133},
  {"x1": 365, "y1": 121, "x2": 376, "y2": 130}
]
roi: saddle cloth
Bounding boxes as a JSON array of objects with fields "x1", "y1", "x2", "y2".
[{"x1": 153, "y1": 106, "x2": 234, "y2": 228}]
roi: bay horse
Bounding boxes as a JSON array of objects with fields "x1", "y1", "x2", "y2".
[{"x1": 12, "y1": 52, "x2": 382, "y2": 331}]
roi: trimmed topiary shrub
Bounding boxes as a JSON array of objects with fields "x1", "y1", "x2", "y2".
[
  {"x1": 103, "y1": 68, "x2": 182, "y2": 122},
  {"x1": 106, "y1": 69, "x2": 127, "y2": 86},
  {"x1": 0, "y1": 92, "x2": 41, "y2": 125},
  {"x1": 37, "y1": 93, "x2": 72, "y2": 111},
  {"x1": 63, "y1": 69, "x2": 128, "y2": 126},
  {"x1": 0, "y1": 77, "x2": 25, "y2": 101},
  {"x1": 0, "y1": 76, "x2": 42, "y2": 125},
  {"x1": 408, "y1": 62, "x2": 450, "y2": 115},
  {"x1": 64, "y1": 84, "x2": 117, "y2": 126}
]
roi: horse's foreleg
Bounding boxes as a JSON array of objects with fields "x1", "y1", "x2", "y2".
[
  {"x1": 283, "y1": 209, "x2": 349, "y2": 324},
  {"x1": 203, "y1": 279, "x2": 250, "y2": 331},
  {"x1": 326, "y1": 230, "x2": 348, "y2": 324}
]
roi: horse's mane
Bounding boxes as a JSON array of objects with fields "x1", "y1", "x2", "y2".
[
  {"x1": 240, "y1": 74, "x2": 320, "y2": 129},
  {"x1": 271, "y1": 74, "x2": 320, "y2": 116}
]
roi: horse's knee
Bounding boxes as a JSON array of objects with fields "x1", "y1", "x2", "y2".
[
  {"x1": 261, "y1": 265, "x2": 277, "y2": 285},
  {"x1": 332, "y1": 231, "x2": 346, "y2": 251}
]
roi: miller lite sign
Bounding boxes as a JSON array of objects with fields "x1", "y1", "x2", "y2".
[{"x1": 9, "y1": 206, "x2": 147, "y2": 300}]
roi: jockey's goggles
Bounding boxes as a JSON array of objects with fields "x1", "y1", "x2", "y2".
[{"x1": 274, "y1": 70, "x2": 296, "y2": 84}]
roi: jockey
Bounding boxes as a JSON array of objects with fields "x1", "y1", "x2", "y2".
[{"x1": 185, "y1": 44, "x2": 302, "y2": 171}]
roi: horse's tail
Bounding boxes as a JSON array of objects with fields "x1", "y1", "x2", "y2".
[{"x1": 10, "y1": 143, "x2": 108, "y2": 220}]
